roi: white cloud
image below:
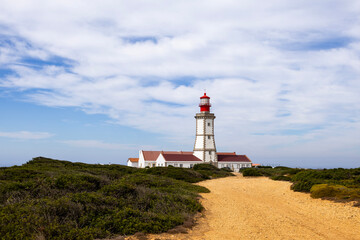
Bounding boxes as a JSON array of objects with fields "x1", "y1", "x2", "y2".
[
  {"x1": 0, "y1": 1, "x2": 359, "y2": 166},
  {"x1": 61, "y1": 140, "x2": 135, "y2": 150},
  {"x1": 0, "y1": 131, "x2": 53, "y2": 139}
]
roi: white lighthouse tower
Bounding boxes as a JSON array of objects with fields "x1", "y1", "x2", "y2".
[{"x1": 193, "y1": 93, "x2": 217, "y2": 165}]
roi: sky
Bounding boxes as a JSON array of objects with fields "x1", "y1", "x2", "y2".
[{"x1": 0, "y1": 0, "x2": 359, "y2": 168}]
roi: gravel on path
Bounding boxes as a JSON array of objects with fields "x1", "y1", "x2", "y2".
[{"x1": 128, "y1": 174, "x2": 360, "y2": 240}]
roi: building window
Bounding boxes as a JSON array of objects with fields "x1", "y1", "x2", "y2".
[
  {"x1": 207, "y1": 122, "x2": 211, "y2": 126},
  {"x1": 174, "y1": 163, "x2": 178, "y2": 167},
  {"x1": 190, "y1": 164, "x2": 193, "y2": 168},
  {"x1": 180, "y1": 164, "x2": 183, "y2": 168}
]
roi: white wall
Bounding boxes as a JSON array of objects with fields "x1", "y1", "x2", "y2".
[
  {"x1": 205, "y1": 119, "x2": 214, "y2": 134},
  {"x1": 193, "y1": 151, "x2": 203, "y2": 161},
  {"x1": 194, "y1": 116, "x2": 216, "y2": 163},
  {"x1": 138, "y1": 150, "x2": 145, "y2": 168},
  {"x1": 196, "y1": 118, "x2": 204, "y2": 135},
  {"x1": 206, "y1": 150, "x2": 217, "y2": 162},
  {"x1": 205, "y1": 135, "x2": 215, "y2": 149},
  {"x1": 156, "y1": 154, "x2": 166, "y2": 167},
  {"x1": 218, "y1": 162, "x2": 252, "y2": 172},
  {"x1": 194, "y1": 136, "x2": 204, "y2": 149},
  {"x1": 127, "y1": 161, "x2": 138, "y2": 167},
  {"x1": 145, "y1": 161, "x2": 156, "y2": 167},
  {"x1": 166, "y1": 162, "x2": 200, "y2": 168}
]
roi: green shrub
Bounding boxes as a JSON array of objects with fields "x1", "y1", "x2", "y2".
[
  {"x1": 242, "y1": 168, "x2": 262, "y2": 177},
  {"x1": 54, "y1": 174, "x2": 106, "y2": 192},
  {"x1": 0, "y1": 168, "x2": 44, "y2": 181},
  {"x1": 257, "y1": 166, "x2": 272, "y2": 168},
  {"x1": 0, "y1": 157, "x2": 220, "y2": 239},
  {"x1": 144, "y1": 167, "x2": 205, "y2": 183},
  {"x1": 221, "y1": 167, "x2": 233, "y2": 172},
  {"x1": 355, "y1": 176, "x2": 360, "y2": 184},
  {"x1": 193, "y1": 163, "x2": 218, "y2": 171},
  {"x1": 239, "y1": 165, "x2": 360, "y2": 205},
  {"x1": 310, "y1": 184, "x2": 341, "y2": 198},
  {"x1": 274, "y1": 166, "x2": 290, "y2": 169},
  {"x1": 291, "y1": 180, "x2": 321, "y2": 192},
  {"x1": 310, "y1": 184, "x2": 360, "y2": 200},
  {"x1": 271, "y1": 175, "x2": 291, "y2": 181},
  {"x1": 193, "y1": 164, "x2": 234, "y2": 178},
  {"x1": 144, "y1": 164, "x2": 233, "y2": 183}
]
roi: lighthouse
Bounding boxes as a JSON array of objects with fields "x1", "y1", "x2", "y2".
[
  {"x1": 193, "y1": 93, "x2": 217, "y2": 165},
  {"x1": 134, "y1": 92, "x2": 253, "y2": 171}
]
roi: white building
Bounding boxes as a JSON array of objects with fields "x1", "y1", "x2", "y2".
[
  {"x1": 127, "y1": 158, "x2": 139, "y2": 167},
  {"x1": 132, "y1": 93, "x2": 252, "y2": 172}
]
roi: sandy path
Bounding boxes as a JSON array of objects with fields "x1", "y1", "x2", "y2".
[{"x1": 129, "y1": 174, "x2": 360, "y2": 240}]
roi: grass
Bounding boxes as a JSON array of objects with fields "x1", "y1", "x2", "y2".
[
  {"x1": 240, "y1": 166, "x2": 360, "y2": 206},
  {"x1": 0, "y1": 157, "x2": 233, "y2": 240}
]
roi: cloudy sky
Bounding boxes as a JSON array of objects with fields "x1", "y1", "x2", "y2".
[{"x1": 0, "y1": 0, "x2": 359, "y2": 168}]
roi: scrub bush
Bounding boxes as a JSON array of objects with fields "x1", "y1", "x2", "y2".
[
  {"x1": 310, "y1": 184, "x2": 360, "y2": 200},
  {"x1": 291, "y1": 180, "x2": 321, "y2": 192},
  {"x1": 221, "y1": 167, "x2": 233, "y2": 172},
  {"x1": 240, "y1": 163, "x2": 360, "y2": 205},
  {"x1": 193, "y1": 163, "x2": 218, "y2": 171},
  {"x1": 242, "y1": 168, "x2": 262, "y2": 176},
  {"x1": 144, "y1": 167, "x2": 205, "y2": 183},
  {"x1": 145, "y1": 164, "x2": 233, "y2": 183},
  {"x1": 0, "y1": 157, "x2": 224, "y2": 239},
  {"x1": 271, "y1": 175, "x2": 291, "y2": 181}
]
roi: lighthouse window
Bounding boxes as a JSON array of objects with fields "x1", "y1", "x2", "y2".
[
  {"x1": 207, "y1": 136, "x2": 210, "y2": 139},
  {"x1": 209, "y1": 151, "x2": 211, "y2": 155},
  {"x1": 201, "y1": 99, "x2": 209, "y2": 105},
  {"x1": 207, "y1": 123, "x2": 211, "y2": 126}
]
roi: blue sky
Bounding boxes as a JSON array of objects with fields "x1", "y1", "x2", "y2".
[{"x1": 0, "y1": 0, "x2": 359, "y2": 168}]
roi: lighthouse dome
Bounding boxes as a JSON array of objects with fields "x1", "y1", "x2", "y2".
[
  {"x1": 199, "y1": 92, "x2": 211, "y2": 112},
  {"x1": 200, "y1": 93, "x2": 210, "y2": 99}
]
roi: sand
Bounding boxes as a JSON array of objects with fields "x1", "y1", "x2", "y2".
[{"x1": 127, "y1": 174, "x2": 360, "y2": 240}]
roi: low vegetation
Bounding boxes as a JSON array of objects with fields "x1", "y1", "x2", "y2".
[
  {"x1": 240, "y1": 166, "x2": 360, "y2": 206},
  {"x1": 0, "y1": 157, "x2": 233, "y2": 240}
]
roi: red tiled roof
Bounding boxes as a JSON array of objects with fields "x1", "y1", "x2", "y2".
[
  {"x1": 165, "y1": 151, "x2": 193, "y2": 155},
  {"x1": 141, "y1": 150, "x2": 251, "y2": 162},
  {"x1": 142, "y1": 151, "x2": 161, "y2": 161},
  {"x1": 162, "y1": 154, "x2": 202, "y2": 162},
  {"x1": 128, "y1": 158, "x2": 139, "y2": 162},
  {"x1": 217, "y1": 154, "x2": 251, "y2": 162},
  {"x1": 142, "y1": 150, "x2": 193, "y2": 161},
  {"x1": 217, "y1": 152, "x2": 236, "y2": 155}
]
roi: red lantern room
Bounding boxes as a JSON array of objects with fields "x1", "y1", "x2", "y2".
[{"x1": 199, "y1": 93, "x2": 211, "y2": 112}]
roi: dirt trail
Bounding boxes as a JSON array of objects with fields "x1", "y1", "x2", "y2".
[{"x1": 129, "y1": 174, "x2": 360, "y2": 240}]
